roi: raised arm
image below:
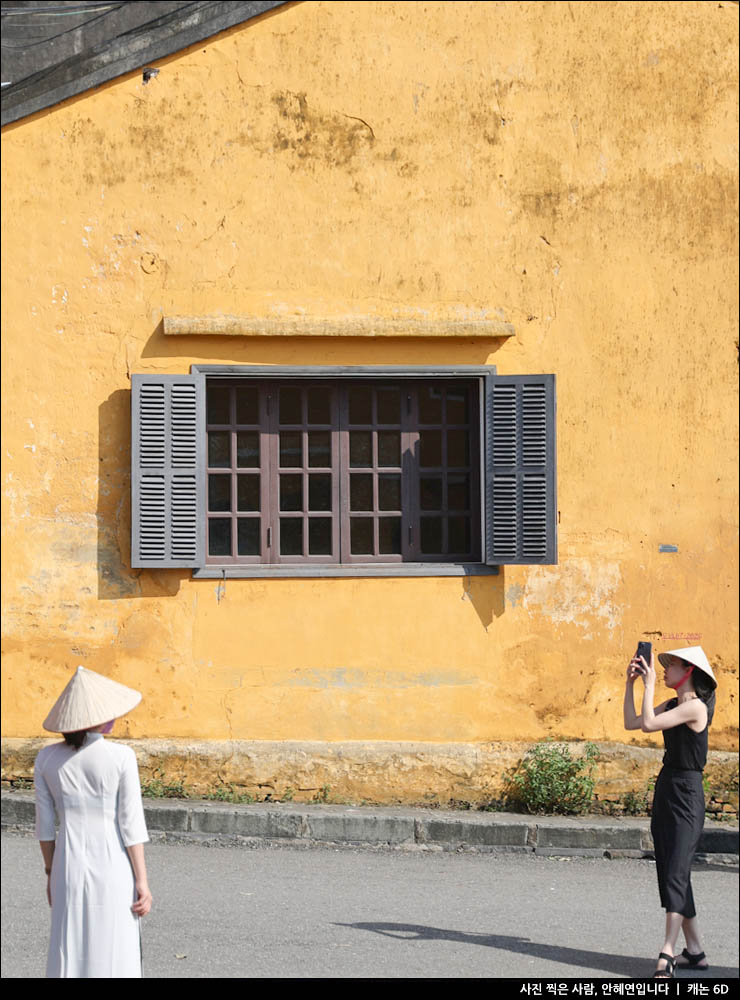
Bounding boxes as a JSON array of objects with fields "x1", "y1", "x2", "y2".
[{"x1": 636, "y1": 653, "x2": 706, "y2": 733}]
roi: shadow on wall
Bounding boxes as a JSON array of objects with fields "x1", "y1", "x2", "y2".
[
  {"x1": 462, "y1": 572, "x2": 505, "y2": 628},
  {"x1": 97, "y1": 389, "x2": 186, "y2": 601}
]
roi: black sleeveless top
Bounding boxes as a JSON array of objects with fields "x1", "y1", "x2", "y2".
[{"x1": 661, "y1": 697, "x2": 709, "y2": 771}]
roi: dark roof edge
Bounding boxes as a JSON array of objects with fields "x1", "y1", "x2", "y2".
[{"x1": 1, "y1": 1, "x2": 289, "y2": 127}]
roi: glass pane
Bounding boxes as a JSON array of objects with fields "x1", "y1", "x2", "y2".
[
  {"x1": 308, "y1": 431, "x2": 330, "y2": 468},
  {"x1": 419, "y1": 430, "x2": 442, "y2": 467},
  {"x1": 280, "y1": 518, "x2": 302, "y2": 555},
  {"x1": 237, "y1": 475, "x2": 260, "y2": 511},
  {"x1": 308, "y1": 474, "x2": 331, "y2": 511},
  {"x1": 378, "y1": 475, "x2": 401, "y2": 511},
  {"x1": 349, "y1": 431, "x2": 372, "y2": 467},
  {"x1": 280, "y1": 474, "x2": 303, "y2": 511},
  {"x1": 447, "y1": 475, "x2": 470, "y2": 511},
  {"x1": 236, "y1": 431, "x2": 259, "y2": 468},
  {"x1": 348, "y1": 387, "x2": 372, "y2": 424},
  {"x1": 420, "y1": 517, "x2": 443, "y2": 554},
  {"x1": 208, "y1": 474, "x2": 231, "y2": 512},
  {"x1": 208, "y1": 431, "x2": 230, "y2": 468},
  {"x1": 420, "y1": 477, "x2": 443, "y2": 510},
  {"x1": 207, "y1": 386, "x2": 230, "y2": 424},
  {"x1": 350, "y1": 474, "x2": 373, "y2": 511},
  {"x1": 308, "y1": 518, "x2": 332, "y2": 555},
  {"x1": 377, "y1": 388, "x2": 401, "y2": 424},
  {"x1": 208, "y1": 518, "x2": 231, "y2": 556},
  {"x1": 379, "y1": 517, "x2": 401, "y2": 554},
  {"x1": 448, "y1": 516, "x2": 471, "y2": 554},
  {"x1": 378, "y1": 431, "x2": 400, "y2": 467},
  {"x1": 307, "y1": 387, "x2": 331, "y2": 424},
  {"x1": 280, "y1": 431, "x2": 302, "y2": 467},
  {"x1": 419, "y1": 386, "x2": 443, "y2": 423},
  {"x1": 236, "y1": 387, "x2": 259, "y2": 424},
  {"x1": 350, "y1": 518, "x2": 374, "y2": 554},
  {"x1": 446, "y1": 387, "x2": 468, "y2": 423},
  {"x1": 447, "y1": 429, "x2": 469, "y2": 467},
  {"x1": 237, "y1": 519, "x2": 260, "y2": 556},
  {"x1": 279, "y1": 387, "x2": 302, "y2": 424}
]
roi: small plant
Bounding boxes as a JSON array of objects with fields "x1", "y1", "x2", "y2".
[
  {"x1": 141, "y1": 772, "x2": 190, "y2": 799},
  {"x1": 281, "y1": 787, "x2": 295, "y2": 802},
  {"x1": 202, "y1": 784, "x2": 254, "y2": 805},
  {"x1": 509, "y1": 741, "x2": 600, "y2": 815}
]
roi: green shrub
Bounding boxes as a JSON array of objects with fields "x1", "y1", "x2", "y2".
[{"x1": 510, "y1": 741, "x2": 600, "y2": 815}]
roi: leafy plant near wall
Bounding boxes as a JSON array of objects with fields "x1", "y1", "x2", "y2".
[{"x1": 509, "y1": 741, "x2": 600, "y2": 815}]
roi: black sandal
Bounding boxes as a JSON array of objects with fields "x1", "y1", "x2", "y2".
[
  {"x1": 653, "y1": 953, "x2": 676, "y2": 978},
  {"x1": 676, "y1": 949, "x2": 709, "y2": 970}
]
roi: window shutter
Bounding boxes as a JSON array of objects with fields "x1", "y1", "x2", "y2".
[
  {"x1": 484, "y1": 374, "x2": 557, "y2": 565},
  {"x1": 131, "y1": 374, "x2": 205, "y2": 568}
]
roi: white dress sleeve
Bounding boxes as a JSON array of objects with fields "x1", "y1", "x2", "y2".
[
  {"x1": 117, "y1": 748, "x2": 150, "y2": 847},
  {"x1": 34, "y1": 751, "x2": 57, "y2": 841}
]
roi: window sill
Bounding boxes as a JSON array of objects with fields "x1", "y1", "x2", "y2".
[{"x1": 193, "y1": 563, "x2": 499, "y2": 579}]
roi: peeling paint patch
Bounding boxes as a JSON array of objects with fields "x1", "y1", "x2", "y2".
[
  {"x1": 506, "y1": 583, "x2": 525, "y2": 608},
  {"x1": 522, "y1": 559, "x2": 622, "y2": 630},
  {"x1": 284, "y1": 668, "x2": 475, "y2": 690}
]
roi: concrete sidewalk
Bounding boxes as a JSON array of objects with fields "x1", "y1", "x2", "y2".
[{"x1": 3, "y1": 790, "x2": 738, "y2": 860}]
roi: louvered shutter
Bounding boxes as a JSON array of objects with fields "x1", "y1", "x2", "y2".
[
  {"x1": 131, "y1": 374, "x2": 205, "y2": 568},
  {"x1": 485, "y1": 374, "x2": 557, "y2": 565}
]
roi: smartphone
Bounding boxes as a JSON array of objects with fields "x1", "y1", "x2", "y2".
[{"x1": 635, "y1": 641, "x2": 652, "y2": 666}]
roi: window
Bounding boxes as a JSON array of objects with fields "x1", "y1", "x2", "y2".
[{"x1": 131, "y1": 366, "x2": 556, "y2": 576}]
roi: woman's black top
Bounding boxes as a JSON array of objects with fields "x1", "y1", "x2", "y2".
[{"x1": 661, "y1": 697, "x2": 708, "y2": 771}]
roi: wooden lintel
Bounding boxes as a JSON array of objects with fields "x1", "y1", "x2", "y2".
[{"x1": 163, "y1": 315, "x2": 515, "y2": 338}]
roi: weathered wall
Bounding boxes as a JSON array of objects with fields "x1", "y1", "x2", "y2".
[{"x1": 2, "y1": 3, "x2": 738, "y2": 777}]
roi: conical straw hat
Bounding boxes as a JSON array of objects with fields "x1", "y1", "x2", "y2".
[
  {"x1": 43, "y1": 666, "x2": 142, "y2": 733},
  {"x1": 657, "y1": 646, "x2": 717, "y2": 690}
]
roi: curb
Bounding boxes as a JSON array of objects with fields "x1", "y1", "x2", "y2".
[{"x1": 3, "y1": 792, "x2": 738, "y2": 858}]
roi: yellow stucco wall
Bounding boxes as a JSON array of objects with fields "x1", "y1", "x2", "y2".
[{"x1": 2, "y1": 2, "x2": 738, "y2": 757}]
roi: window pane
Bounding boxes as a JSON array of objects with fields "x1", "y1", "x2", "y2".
[
  {"x1": 280, "y1": 518, "x2": 302, "y2": 555},
  {"x1": 377, "y1": 388, "x2": 401, "y2": 424},
  {"x1": 280, "y1": 474, "x2": 303, "y2": 511},
  {"x1": 308, "y1": 474, "x2": 332, "y2": 511},
  {"x1": 208, "y1": 474, "x2": 231, "y2": 511},
  {"x1": 280, "y1": 431, "x2": 302, "y2": 467},
  {"x1": 350, "y1": 474, "x2": 373, "y2": 511},
  {"x1": 307, "y1": 388, "x2": 331, "y2": 424},
  {"x1": 447, "y1": 429, "x2": 469, "y2": 468},
  {"x1": 350, "y1": 518, "x2": 374, "y2": 554},
  {"x1": 419, "y1": 430, "x2": 442, "y2": 467},
  {"x1": 348, "y1": 387, "x2": 372, "y2": 424},
  {"x1": 378, "y1": 431, "x2": 400, "y2": 467},
  {"x1": 236, "y1": 387, "x2": 259, "y2": 424},
  {"x1": 420, "y1": 477, "x2": 443, "y2": 510},
  {"x1": 447, "y1": 475, "x2": 470, "y2": 511},
  {"x1": 236, "y1": 431, "x2": 259, "y2": 468},
  {"x1": 308, "y1": 431, "x2": 330, "y2": 468},
  {"x1": 279, "y1": 387, "x2": 302, "y2": 424},
  {"x1": 446, "y1": 387, "x2": 468, "y2": 423},
  {"x1": 378, "y1": 475, "x2": 401, "y2": 511},
  {"x1": 448, "y1": 516, "x2": 471, "y2": 554},
  {"x1": 308, "y1": 518, "x2": 332, "y2": 555},
  {"x1": 237, "y1": 475, "x2": 260, "y2": 511},
  {"x1": 237, "y1": 518, "x2": 260, "y2": 556},
  {"x1": 420, "y1": 517, "x2": 443, "y2": 554},
  {"x1": 207, "y1": 386, "x2": 230, "y2": 424},
  {"x1": 419, "y1": 386, "x2": 443, "y2": 423},
  {"x1": 379, "y1": 517, "x2": 401, "y2": 554},
  {"x1": 208, "y1": 431, "x2": 230, "y2": 468},
  {"x1": 208, "y1": 518, "x2": 231, "y2": 556},
  {"x1": 349, "y1": 431, "x2": 372, "y2": 467}
]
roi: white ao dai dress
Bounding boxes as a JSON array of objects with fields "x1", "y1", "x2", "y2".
[{"x1": 34, "y1": 732, "x2": 149, "y2": 978}]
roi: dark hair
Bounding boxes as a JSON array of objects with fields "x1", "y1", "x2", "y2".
[
  {"x1": 63, "y1": 730, "x2": 89, "y2": 750},
  {"x1": 693, "y1": 671, "x2": 716, "y2": 726}
]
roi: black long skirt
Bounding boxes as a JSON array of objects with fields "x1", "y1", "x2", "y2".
[{"x1": 650, "y1": 767, "x2": 705, "y2": 918}]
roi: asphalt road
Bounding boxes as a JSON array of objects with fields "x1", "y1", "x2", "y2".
[{"x1": 2, "y1": 832, "x2": 738, "y2": 979}]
